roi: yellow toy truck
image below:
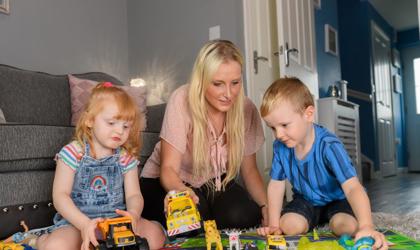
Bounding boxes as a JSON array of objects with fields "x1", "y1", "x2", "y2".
[
  {"x1": 95, "y1": 216, "x2": 149, "y2": 250},
  {"x1": 266, "y1": 235, "x2": 287, "y2": 250},
  {"x1": 166, "y1": 190, "x2": 202, "y2": 238}
]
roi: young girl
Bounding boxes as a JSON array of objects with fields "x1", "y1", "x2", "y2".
[{"x1": 37, "y1": 83, "x2": 165, "y2": 250}]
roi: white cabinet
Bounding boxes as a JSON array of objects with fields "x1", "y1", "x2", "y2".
[{"x1": 318, "y1": 97, "x2": 362, "y2": 180}]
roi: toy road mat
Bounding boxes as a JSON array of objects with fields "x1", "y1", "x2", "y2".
[{"x1": 162, "y1": 230, "x2": 420, "y2": 250}]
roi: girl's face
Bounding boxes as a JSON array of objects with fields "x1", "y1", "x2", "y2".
[
  {"x1": 205, "y1": 60, "x2": 242, "y2": 115},
  {"x1": 87, "y1": 100, "x2": 132, "y2": 158}
]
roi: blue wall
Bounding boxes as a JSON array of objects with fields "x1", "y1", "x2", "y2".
[
  {"x1": 315, "y1": 0, "x2": 342, "y2": 97},
  {"x1": 335, "y1": 0, "x2": 406, "y2": 169}
]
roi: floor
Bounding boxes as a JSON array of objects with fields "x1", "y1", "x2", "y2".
[{"x1": 364, "y1": 172, "x2": 420, "y2": 214}]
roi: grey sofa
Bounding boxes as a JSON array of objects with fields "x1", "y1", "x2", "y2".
[{"x1": 0, "y1": 64, "x2": 165, "y2": 239}]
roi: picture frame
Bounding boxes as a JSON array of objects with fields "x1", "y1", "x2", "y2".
[
  {"x1": 325, "y1": 24, "x2": 338, "y2": 56},
  {"x1": 0, "y1": 0, "x2": 10, "y2": 14},
  {"x1": 314, "y1": 0, "x2": 321, "y2": 9},
  {"x1": 392, "y1": 48, "x2": 401, "y2": 68}
]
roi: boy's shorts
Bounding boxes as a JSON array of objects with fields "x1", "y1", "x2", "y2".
[{"x1": 281, "y1": 194, "x2": 355, "y2": 230}]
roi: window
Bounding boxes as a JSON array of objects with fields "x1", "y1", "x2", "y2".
[{"x1": 413, "y1": 58, "x2": 420, "y2": 114}]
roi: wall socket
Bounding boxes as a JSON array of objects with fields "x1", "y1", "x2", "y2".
[{"x1": 209, "y1": 25, "x2": 220, "y2": 40}]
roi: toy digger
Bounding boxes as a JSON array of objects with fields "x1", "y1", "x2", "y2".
[{"x1": 95, "y1": 216, "x2": 149, "y2": 250}]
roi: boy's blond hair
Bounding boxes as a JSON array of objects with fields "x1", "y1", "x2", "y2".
[
  {"x1": 75, "y1": 83, "x2": 143, "y2": 158},
  {"x1": 260, "y1": 77, "x2": 314, "y2": 117}
]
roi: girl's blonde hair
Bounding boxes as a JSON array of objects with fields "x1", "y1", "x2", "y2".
[
  {"x1": 260, "y1": 77, "x2": 314, "y2": 117},
  {"x1": 74, "y1": 82, "x2": 142, "y2": 157},
  {"x1": 188, "y1": 40, "x2": 245, "y2": 191}
]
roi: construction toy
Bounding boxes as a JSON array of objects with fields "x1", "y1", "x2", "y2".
[
  {"x1": 266, "y1": 235, "x2": 287, "y2": 250},
  {"x1": 166, "y1": 190, "x2": 202, "y2": 237},
  {"x1": 95, "y1": 216, "x2": 149, "y2": 250},
  {"x1": 204, "y1": 220, "x2": 222, "y2": 250}
]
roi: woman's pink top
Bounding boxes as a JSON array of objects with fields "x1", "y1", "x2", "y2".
[{"x1": 141, "y1": 84, "x2": 264, "y2": 190}]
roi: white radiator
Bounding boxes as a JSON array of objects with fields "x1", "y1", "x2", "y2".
[{"x1": 318, "y1": 97, "x2": 362, "y2": 180}]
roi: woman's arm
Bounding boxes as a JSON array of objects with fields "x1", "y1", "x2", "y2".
[
  {"x1": 53, "y1": 159, "x2": 90, "y2": 230},
  {"x1": 160, "y1": 139, "x2": 186, "y2": 191},
  {"x1": 241, "y1": 153, "x2": 268, "y2": 207}
]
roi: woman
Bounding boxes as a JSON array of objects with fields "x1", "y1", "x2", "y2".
[{"x1": 140, "y1": 40, "x2": 267, "y2": 229}]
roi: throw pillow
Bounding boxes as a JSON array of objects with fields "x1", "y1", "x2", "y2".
[
  {"x1": 0, "y1": 108, "x2": 5, "y2": 123},
  {"x1": 68, "y1": 75, "x2": 147, "y2": 129}
]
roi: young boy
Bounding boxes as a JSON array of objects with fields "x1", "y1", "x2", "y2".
[{"x1": 257, "y1": 78, "x2": 387, "y2": 250}]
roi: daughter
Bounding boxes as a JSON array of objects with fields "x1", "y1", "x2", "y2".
[{"x1": 37, "y1": 82, "x2": 165, "y2": 250}]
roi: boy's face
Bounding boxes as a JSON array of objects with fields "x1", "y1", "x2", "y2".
[{"x1": 263, "y1": 100, "x2": 314, "y2": 148}]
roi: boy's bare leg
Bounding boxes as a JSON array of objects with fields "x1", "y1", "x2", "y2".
[
  {"x1": 329, "y1": 212, "x2": 358, "y2": 236},
  {"x1": 279, "y1": 212, "x2": 309, "y2": 235},
  {"x1": 135, "y1": 217, "x2": 166, "y2": 249},
  {"x1": 36, "y1": 226, "x2": 82, "y2": 250}
]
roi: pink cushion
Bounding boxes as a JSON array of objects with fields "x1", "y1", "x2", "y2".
[{"x1": 68, "y1": 75, "x2": 147, "y2": 128}]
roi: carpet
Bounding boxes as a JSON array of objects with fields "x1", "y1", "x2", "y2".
[{"x1": 372, "y1": 212, "x2": 420, "y2": 240}]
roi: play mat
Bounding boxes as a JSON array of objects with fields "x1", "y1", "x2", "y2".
[
  {"x1": 2, "y1": 229, "x2": 420, "y2": 249},
  {"x1": 161, "y1": 230, "x2": 420, "y2": 250}
]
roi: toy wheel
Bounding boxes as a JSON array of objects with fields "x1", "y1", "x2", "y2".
[
  {"x1": 135, "y1": 236, "x2": 149, "y2": 250},
  {"x1": 95, "y1": 242, "x2": 108, "y2": 250}
]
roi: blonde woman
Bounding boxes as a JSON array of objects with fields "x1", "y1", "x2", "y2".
[{"x1": 140, "y1": 40, "x2": 268, "y2": 229}]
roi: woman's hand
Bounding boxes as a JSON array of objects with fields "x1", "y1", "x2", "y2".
[
  {"x1": 261, "y1": 205, "x2": 268, "y2": 226},
  {"x1": 115, "y1": 209, "x2": 140, "y2": 234},
  {"x1": 80, "y1": 217, "x2": 104, "y2": 250},
  {"x1": 164, "y1": 187, "x2": 199, "y2": 215},
  {"x1": 257, "y1": 225, "x2": 282, "y2": 236}
]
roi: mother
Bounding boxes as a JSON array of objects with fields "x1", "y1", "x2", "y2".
[{"x1": 140, "y1": 40, "x2": 267, "y2": 229}]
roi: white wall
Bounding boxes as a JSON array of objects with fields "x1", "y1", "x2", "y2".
[{"x1": 0, "y1": 0, "x2": 129, "y2": 82}]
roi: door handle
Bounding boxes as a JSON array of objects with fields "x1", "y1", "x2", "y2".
[
  {"x1": 253, "y1": 50, "x2": 268, "y2": 74},
  {"x1": 284, "y1": 42, "x2": 298, "y2": 67}
]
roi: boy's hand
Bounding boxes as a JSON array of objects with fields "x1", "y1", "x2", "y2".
[
  {"x1": 115, "y1": 209, "x2": 140, "y2": 233},
  {"x1": 355, "y1": 226, "x2": 388, "y2": 250},
  {"x1": 256, "y1": 226, "x2": 281, "y2": 236},
  {"x1": 80, "y1": 217, "x2": 104, "y2": 250}
]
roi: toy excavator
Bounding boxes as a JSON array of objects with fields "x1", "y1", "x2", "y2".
[{"x1": 95, "y1": 216, "x2": 149, "y2": 250}]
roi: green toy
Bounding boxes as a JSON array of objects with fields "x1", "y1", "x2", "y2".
[{"x1": 297, "y1": 236, "x2": 344, "y2": 250}]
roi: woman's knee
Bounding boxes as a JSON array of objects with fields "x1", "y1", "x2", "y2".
[
  {"x1": 329, "y1": 213, "x2": 357, "y2": 236},
  {"x1": 280, "y1": 213, "x2": 309, "y2": 235}
]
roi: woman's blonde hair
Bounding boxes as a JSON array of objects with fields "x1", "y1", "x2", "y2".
[
  {"x1": 260, "y1": 77, "x2": 314, "y2": 117},
  {"x1": 188, "y1": 40, "x2": 245, "y2": 191},
  {"x1": 74, "y1": 82, "x2": 142, "y2": 157}
]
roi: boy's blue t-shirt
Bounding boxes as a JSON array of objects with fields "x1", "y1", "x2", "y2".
[{"x1": 270, "y1": 124, "x2": 357, "y2": 206}]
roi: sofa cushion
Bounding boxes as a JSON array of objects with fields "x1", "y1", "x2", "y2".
[
  {"x1": 68, "y1": 75, "x2": 147, "y2": 126},
  {"x1": 0, "y1": 124, "x2": 74, "y2": 172},
  {"x1": 0, "y1": 64, "x2": 123, "y2": 126}
]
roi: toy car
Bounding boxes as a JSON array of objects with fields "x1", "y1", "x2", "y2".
[
  {"x1": 166, "y1": 190, "x2": 202, "y2": 237},
  {"x1": 266, "y1": 235, "x2": 287, "y2": 250},
  {"x1": 95, "y1": 216, "x2": 149, "y2": 250}
]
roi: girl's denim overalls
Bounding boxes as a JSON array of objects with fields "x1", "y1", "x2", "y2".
[{"x1": 53, "y1": 143, "x2": 126, "y2": 228}]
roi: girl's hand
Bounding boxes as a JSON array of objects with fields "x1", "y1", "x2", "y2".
[
  {"x1": 115, "y1": 209, "x2": 140, "y2": 233},
  {"x1": 164, "y1": 188, "x2": 199, "y2": 215},
  {"x1": 355, "y1": 226, "x2": 388, "y2": 250},
  {"x1": 256, "y1": 226, "x2": 281, "y2": 236},
  {"x1": 80, "y1": 218, "x2": 104, "y2": 250}
]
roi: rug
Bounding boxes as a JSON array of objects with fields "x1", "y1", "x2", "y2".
[{"x1": 372, "y1": 212, "x2": 420, "y2": 241}]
